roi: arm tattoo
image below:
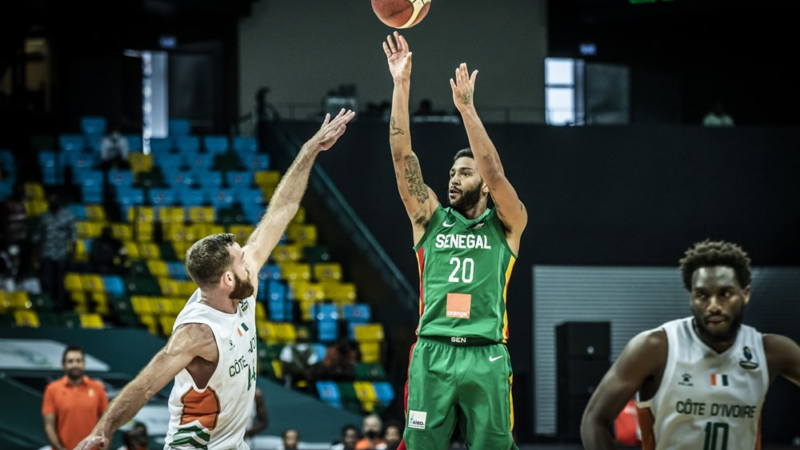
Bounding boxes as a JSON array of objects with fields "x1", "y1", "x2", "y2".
[
  {"x1": 390, "y1": 116, "x2": 405, "y2": 136},
  {"x1": 404, "y1": 156, "x2": 429, "y2": 203},
  {"x1": 460, "y1": 90, "x2": 473, "y2": 105}
]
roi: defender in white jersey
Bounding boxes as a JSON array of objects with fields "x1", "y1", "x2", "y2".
[
  {"x1": 581, "y1": 240, "x2": 800, "y2": 450},
  {"x1": 75, "y1": 109, "x2": 356, "y2": 450}
]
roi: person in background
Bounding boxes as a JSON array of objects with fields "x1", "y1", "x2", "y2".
[
  {"x1": 42, "y1": 346, "x2": 108, "y2": 450},
  {"x1": 279, "y1": 428, "x2": 300, "y2": 450},
  {"x1": 244, "y1": 387, "x2": 269, "y2": 449},
  {"x1": 117, "y1": 422, "x2": 148, "y2": 450},
  {"x1": 89, "y1": 226, "x2": 124, "y2": 274},
  {"x1": 33, "y1": 191, "x2": 76, "y2": 312},
  {"x1": 280, "y1": 326, "x2": 321, "y2": 389},
  {"x1": 382, "y1": 421, "x2": 402, "y2": 450},
  {"x1": 331, "y1": 424, "x2": 359, "y2": 450},
  {"x1": 355, "y1": 414, "x2": 386, "y2": 450},
  {"x1": 99, "y1": 130, "x2": 130, "y2": 170}
]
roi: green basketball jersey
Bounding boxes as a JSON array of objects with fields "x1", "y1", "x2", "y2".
[{"x1": 413, "y1": 205, "x2": 517, "y2": 343}]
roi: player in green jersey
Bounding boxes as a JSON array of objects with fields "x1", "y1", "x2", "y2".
[{"x1": 383, "y1": 31, "x2": 528, "y2": 450}]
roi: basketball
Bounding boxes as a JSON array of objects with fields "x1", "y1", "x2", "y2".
[{"x1": 372, "y1": 0, "x2": 431, "y2": 29}]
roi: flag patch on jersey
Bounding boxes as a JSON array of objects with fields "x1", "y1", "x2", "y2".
[
  {"x1": 237, "y1": 322, "x2": 249, "y2": 337},
  {"x1": 711, "y1": 373, "x2": 729, "y2": 386}
]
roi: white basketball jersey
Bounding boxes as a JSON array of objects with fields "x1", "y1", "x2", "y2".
[
  {"x1": 164, "y1": 289, "x2": 258, "y2": 450},
  {"x1": 637, "y1": 317, "x2": 769, "y2": 450}
]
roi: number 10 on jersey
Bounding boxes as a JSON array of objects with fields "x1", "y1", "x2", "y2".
[{"x1": 704, "y1": 422, "x2": 729, "y2": 450}]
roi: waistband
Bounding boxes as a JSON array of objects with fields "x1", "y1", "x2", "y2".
[{"x1": 419, "y1": 336, "x2": 501, "y2": 347}]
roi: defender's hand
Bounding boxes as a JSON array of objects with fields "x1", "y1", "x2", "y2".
[
  {"x1": 450, "y1": 62, "x2": 479, "y2": 113},
  {"x1": 384, "y1": 31, "x2": 412, "y2": 83},
  {"x1": 310, "y1": 109, "x2": 356, "y2": 152}
]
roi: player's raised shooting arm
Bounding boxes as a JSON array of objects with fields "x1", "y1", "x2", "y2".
[
  {"x1": 384, "y1": 32, "x2": 438, "y2": 237},
  {"x1": 450, "y1": 64, "x2": 527, "y2": 235},
  {"x1": 580, "y1": 329, "x2": 667, "y2": 450},
  {"x1": 243, "y1": 110, "x2": 355, "y2": 275},
  {"x1": 764, "y1": 334, "x2": 800, "y2": 387},
  {"x1": 74, "y1": 323, "x2": 217, "y2": 450}
]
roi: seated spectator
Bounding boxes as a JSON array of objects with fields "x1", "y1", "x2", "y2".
[
  {"x1": 321, "y1": 338, "x2": 357, "y2": 381},
  {"x1": 280, "y1": 326, "x2": 321, "y2": 389},
  {"x1": 99, "y1": 130, "x2": 130, "y2": 170},
  {"x1": 382, "y1": 421, "x2": 401, "y2": 450},
  {"x1": 279, "y1": 428, "x2": 299, "y2": 450},
  {"x1": 117, "y1": 422, "x2": 148, "y2": 450},
  {"x1": 355, "y1": 414, "x2": 386, "y2": 450},
  {"x1": 331, "y1": 424, "x2": 359, "y2": 450},
  {"x1": 89, "y1": 226, "x2": 124, "y2": 274}
]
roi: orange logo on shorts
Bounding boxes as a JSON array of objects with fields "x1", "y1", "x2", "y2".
[{"x1": 446, "y1": 293, "x2": 471, "y2": 319}]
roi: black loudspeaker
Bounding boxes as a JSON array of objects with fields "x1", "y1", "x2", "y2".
[{"x1": 556, "y1": 322, "x2": 611, "y2": 442}]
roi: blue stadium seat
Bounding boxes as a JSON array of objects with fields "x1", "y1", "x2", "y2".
[
  {"x1": 59, "y1": 134, "x2": 85, "y2": 152},
  {"x1": 116, "y1": 187, "x2": 145, "y2": 206},
  {"x1": 313, "y1": 304, "x2": 339, "y2": 322},
  {"x1": 177, "y1": 187, "x2": 207, "y2": 207},
  {"x1": 81, "y1": 185, "x2": 103, "y2": 203},
  {"x1": 176, "y1": 136, "x2": 200, "y2": 154},
  {"x1": 186, "y1": 154, "x2": 213, "y2": 171},
  {"x1": 268, "y1": 302, "x2": 287, "y2": 322},
  {"x1": 80, "y1": 117, "x2": 107, "y2": 135},
  {"x1": 169, "y1": 119, "x2": 191, "y2": 136},
  {"x1": 233, "y1": 187, "x2": 263, "y2": 206},
  {"x1": 167, "y1": 262, "x2": 188, "y2": 280},
  {"x1": 39, "y1": 152, "x2": 63, "y2": 185},
  {"x1": 62, "y1": 152, "x2": 96, "y2": 169},
  {"x1": 258, "y1": 264, "x2": 281, "y2": 281},
  {"x1": 204, "y1": 136, "x2": 229, "y2": 154},
  {"x1": 373, "y1": 382, "x2": 395, "y2": 405},
  {"x1": 39, "y1": 151, "x2": 57, "y2": 168},
  {"x1": 267, "y1": 281, "x2": 287, "y2": 302},
  {"x1": 102, "y1": 275, "x2": 126, "y2": 296},
  {"x1": 84, "y1": 134, "x2": 102, "y2": 153},
  {"x1": 226, "y1": 171, "x2": 251, "y2": 188},
  {"x1": 164, "y1": 170, "x2": 195, "y2": 187},
  {"x1": 155, "y1": 153, "x2": 185, "y2": 170},
  {"x1": 316, "y1": 381, "x2": 342, "y2": 408},
  {"x1": 67, "y1": 204, "x2": 88, "y2": 221},
  {"x1": 125, "y1": 135, "x2": 143, "y2": 152},
  {"x1": 208, "y1": 188, "x2": 234, "y2": 208},
  {"x1": 233, "y1": 136, "x2": 258, "y2": 154},
  {"x1": 343, "y1": 304, "x2": 371, "y2": 323},
  {"x1": 149, "y1": 138, "x2": 173, "y2": 155},
  {"x1": 149, "y1": 188, "x2": 176, "y2": 206},
  {"x1": 241, "y1": 153, "x2": 270, "y2": 170},
  {"x1": 243, "y1": 206, "x2": 265, "y2": 225},
  {"x1": 312, "y1": 344, "x2": 328, "y2": 363},
  {"x1": 74, "y1": 170, "x2": 104, "y2": 187},
  {"x1": 108, "y1": 170, "x2": 134, "y2": 187},
  {"x1": 195, "y1": 170, "x2": 223, "y2": 188},
  {"x1": 318, "y1": 321, "x2": 339, "y2": 342}
]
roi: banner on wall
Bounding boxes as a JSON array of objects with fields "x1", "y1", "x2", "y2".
[{"x1": 0, "y1": 339, "x2": 110, "y2": 371}]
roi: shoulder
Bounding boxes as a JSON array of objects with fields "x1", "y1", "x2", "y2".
[
  {"x1": 169, "y1": 322, "x2": 216, "y2": 352},
  {"x1": 43, "y1": 378, "x2": 64, "y2": 393},
  {"x1": 764, "y1": 334, "x2": 799, "y2": 359},
  {"x1": 620, "y1": 328, "x2": 668, "y2": 363},
  {"x1": 86, "y1": 377, "x2": 106, "y2": 390}
]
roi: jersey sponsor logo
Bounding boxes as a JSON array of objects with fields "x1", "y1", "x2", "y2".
[
  {"x1": 434, "y1": 234, "x2": 491, "y2": 250},
  {"x1": 678, "y1": 373, "x2": 694, "y2": 387},
  {"x1": 442, "y1": 221, "x2": 456, "y2": 228},
  {"x1": 228, "y1": 339, "x2": 235, "y2": 352},
  {"x1": 489, "y1": 355, "x2": 504, "y2": 362},
  {"x1": 710, "y1": 373, "x2": 729, "y2": 387},
  {"x1": 240, "y1": 299, "x2": 249, "y2": 312},
  {"x1": 408, "y1": 410, "x2": 427, "y2": 429},
  {"x1": 446, "y1": 293, "x2": 471, "y2": 319},
  {"x1": 739, "y1": 345, "x2": 759, "y2": 370}
]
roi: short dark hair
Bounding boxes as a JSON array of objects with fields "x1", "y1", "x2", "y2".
[
  {"x1": 62, "y1": 345, "x2": 84, "y2": 364},
  {"x1": 341, "y1": 424, "x2": 359, "y2": 436},
  {"x1": 453, "y1": 148, "x2": 473, "y2": 161},
  {"x1": 679, "y1": 240, "x2": 752, "y2": 291},
  {"x1": 185, "y1": 233, "x2": 236, "y2": 287}
]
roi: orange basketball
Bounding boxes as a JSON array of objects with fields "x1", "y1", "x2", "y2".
[{"x1": 372, "y1": 0, "x2": 431, "y2": 29}]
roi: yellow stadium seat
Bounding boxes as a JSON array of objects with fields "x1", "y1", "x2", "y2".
[
  {"x1": 255, "y1": 302, "x2": 266, "y2": 320},
  {"x1": 8, "y1": 292, "x2": 31, "y2": 310},
  {"x1": 289, "y1": 282, "x2": 325, "y2": 302},
  {"x1": 131, "y1": 296, "x2": 154, "y2": 315},
  {"x1": 24, "y1": 182, "x2": 45, "y2": 199},
  {"x1": 159, "y1": 207, "x2": 185, "y2": 224},
  {"x1": 206, "y1": 225, "x2": 224, "y2": 236},
  {"x1": 273, "y1": 244, "x2": 302, "y2": 262},
  {"x1": 24, "y1": 200, "x2": 49, "y2": 217},
  {"x1": 254, "y1": 170, "x2": 281, "y2": 188},
  {"x1": 158, "y1": 279, "x2": 181, "y2": 297},
  {"x1": 14, "y1": 310, "x2": 39, "y2": 328},
  {"x1": 275, "y1": 323, "x2": 296, "y2": 344},
  {"x1": 64, "y1": 273, "x2": 84, "y2": 292},
  {"x1": 182, "y1": 224, "x2": 205, "y2": 243},
  {"x1": 354, "y1": 381, "x2": 378, "y2": 402},
  {"x1": 176, "y1": 281, "x2": 195, "y2": 297},
  {"x1": 127, "y1": 206, "x2": 155, "y2": 223},
  {"x1": 73, "y1": 239, "x2": 89, "y2": 262},
  {"x1": 70, "y1": 292, "x2": 89, "y2": 313},
  {"x1": 111, "y1": 223, "x2": 133, "y2": 241},
  {"x1": 81, "y1": 274, "x2": 104, "y2": 293},
  {"x1": 288, "y1": 224, "x2": 317, "y2": 246},
  {"x1": 291, "y1": 207, "x2": 306, "y2": 225},
  {"x1": 280, "y1": 262, "x2": 311, "y2": 282},
  {"x1": 313, "y1": 263, "x2": 342, "y2": 282},
  {"x1": 0, "y1": 292, "x2": 8, "y2": 313},
  {"x1": 359, "y1": 342, "x2": 380, "y2": 364},
  {"x1": 188, "y1": 207, "x2": 215, "y2": 224},
  {"x1": 323, "y1": 282, "x2": 357, "y2": 304},
  {"x1": 298, "y1": 300, "x2": 314, "y2": 322},
  {"x1": 171, "y1": 298, "x2": 186, "y2": 313},
  {"x1": 164, "y1": 224, "x2": 187, "y2": 242},
  {"x1": 139, "y1": 314, "x2": 158, "y2": 335},
  {"x1": 129, "y1": 153, "x2": 153, "y2": 173},
  {"x1": 151, "y1": 297, "x2": 174, "y2": 315},
  {"x1": 259, "y1": 321, "x2": 278, "y2": 345},
  {"x1": 138, "y1": 243, "x2": 161, "y2": 260},
  {"x1": 75, "y1": 221, "x2": 92, "y2": 238},
  {"x1": 136, "y1": 222, "x2": 154, "y2": 242},
  {"x1": 91, "y1": 292, "x2": 110, "y2": 316},
  {"x1": 271, "y1": 360, "x2": 283, "y2": 379},
  {"x1": 146, "y1": 261, "x2": 168, "y2": 278},
  {"x1": 85, "y1": 205, "x2": 107, "y2": 222},
  {"x1": 79, "y1": 313, "x2": 104, "y2": 329},
  {"x1": 160, "y1": 315, "x2": 177, "y2": 336},
  {"x1": 173, "y1": 243, "x2": 192, "y2": 261},
  {"x1": 260, "y1": 186, "x2": 276, "y2": 203},
  {"x1": 353, "y1": 324, "x2": 384, "y2": 343},
  {"x1": 229, "y1": 225, "x2": 254, "y2": 244}
]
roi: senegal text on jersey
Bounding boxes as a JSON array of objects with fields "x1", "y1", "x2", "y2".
[{"x1": 435, "y1": 234, "x2": 492, "y2": 250}]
